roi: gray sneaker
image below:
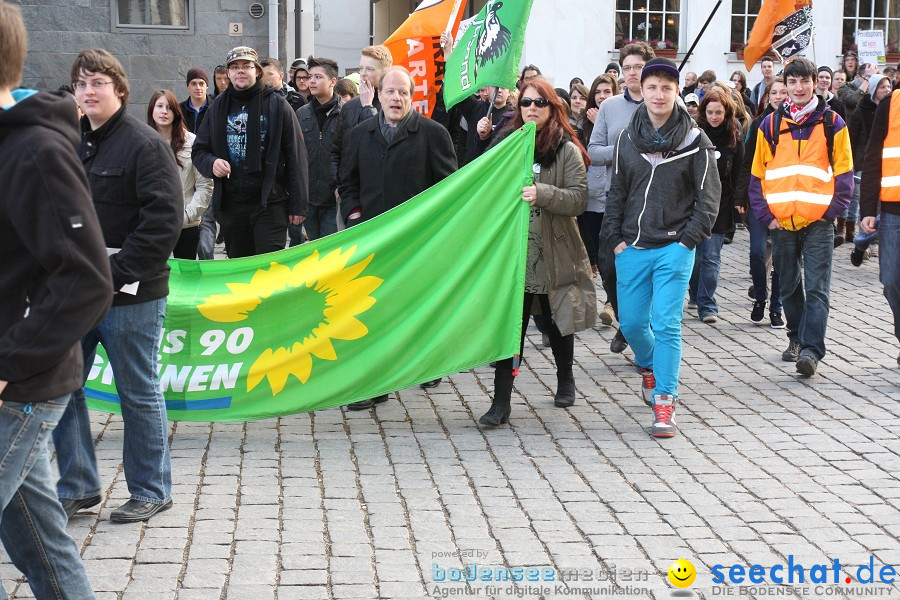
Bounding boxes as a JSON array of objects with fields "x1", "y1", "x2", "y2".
[
  {"x1": 782, "y1": 340, "x2": 801, "y2": 362},
  {"x1": 796, "y1": 354, "x2": 818, "y2": 377}
]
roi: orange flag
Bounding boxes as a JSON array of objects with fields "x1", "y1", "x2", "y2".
[
  {"x1": 743, "y1": 0, "x2": 811, "y2": 70},
  {"x1": 383, "y1": 0, "x2": 467, "y2": 118}
]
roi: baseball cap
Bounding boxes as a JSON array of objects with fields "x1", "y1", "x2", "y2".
[
  {"x1": 684, "y1": 93, "x2": 699, "y2": 105},
  {"x1": 641, "y1": 57, "x2": 680, "y2": 83},
  {"x1": 226, "y1": 46, "x2": 260, "y2": 67}
]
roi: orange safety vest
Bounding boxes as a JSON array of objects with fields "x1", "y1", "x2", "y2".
[
  {"x1": 761, "y1": 115, "x2": 834, "y2": 226},
  {"x1": 881, "y1": 89, "x2": 900, "y2": 203}
]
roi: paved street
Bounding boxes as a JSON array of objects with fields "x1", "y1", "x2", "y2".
[{"x1": 2, "y1": 232, "x2": 898, "y2": 600}]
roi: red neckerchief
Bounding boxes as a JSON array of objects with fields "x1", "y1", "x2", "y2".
[{"x1": 783, "y1": 96, "x2": 817, "y2": 125}]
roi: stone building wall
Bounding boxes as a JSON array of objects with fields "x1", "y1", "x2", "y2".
[{"x1": 19, "y1": 0, "x2": 273, "y2": 108}]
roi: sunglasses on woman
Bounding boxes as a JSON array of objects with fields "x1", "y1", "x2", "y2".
[{"x1": 519, "y1": 97, "x2": 550, "y2": 108}]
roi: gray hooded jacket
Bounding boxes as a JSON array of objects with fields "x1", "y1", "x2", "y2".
[{"x1": 602, "y1": 106, "x2": 721, "y2": 250}]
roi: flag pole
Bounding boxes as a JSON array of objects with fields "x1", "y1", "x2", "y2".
[
  {"x1": 678, "y1": 0, "x2": 723, "y2": 71},
  {"x1": 487, "y1": 86, "x2": 500, "y2": 118}
]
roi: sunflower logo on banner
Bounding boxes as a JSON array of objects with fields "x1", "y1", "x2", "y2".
[{"x1": 198, "y1": 248, "x2": 383, "y2": 395}]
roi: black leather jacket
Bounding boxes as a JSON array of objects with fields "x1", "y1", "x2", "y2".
[{"x1": 296, "y1": 95, "x2": 343, "y2": 207}]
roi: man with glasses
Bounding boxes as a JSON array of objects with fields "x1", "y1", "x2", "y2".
[
  {"x1": 290, "y1": 58, "x2": 311, "y2": 102},
  {"x1": 54, "y1": 48, "x2": 183, "y2": 523},
  {"x1": 193, "y1": 46, "x2": 309, "y2": 258},
  {"x1": 588, "y1": 41, "x2": 656, "y2": 355}
]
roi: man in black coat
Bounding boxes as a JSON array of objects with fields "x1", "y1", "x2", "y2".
[
  {"x1": 339, "y1": 66, "x2": 457, "y2": 406},
  {"x1": 340, "y1": 67, "x2": 457, "y2": 225},
  {"x1": 53, "y1": 48, "x2": 184, "y2": 524},
  {"x1": 294, "y1": 56, "x2": 343, "y2": 243},
  {"x1": 193, "y1": 46, "x2": 309, "y2": 258},
  {"x1": 0, "y1": 6, "x2": 111, "y2": 594}
]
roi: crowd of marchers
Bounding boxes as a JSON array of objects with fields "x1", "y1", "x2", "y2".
[{"x1": 2, "y1": 0, "x2": 900, "y2": 595}]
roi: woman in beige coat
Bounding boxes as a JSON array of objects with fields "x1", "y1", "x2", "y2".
[
  {"x1": 147, "y1": 89, "x2": 212, "y2": 259},
  {"x1": 481, "y1": 77, "x2": 596, "y2": 427}
]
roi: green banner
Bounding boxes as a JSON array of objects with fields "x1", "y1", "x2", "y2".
[
  {"x1": 85, "y1": 123, "x2": 536, "y2": 422},
  {"x1": 443, "y1": 0, "x2": 534, "y2": 110}
]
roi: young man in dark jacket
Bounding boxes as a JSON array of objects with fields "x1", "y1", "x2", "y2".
[
  {"x1": 193, "y1": 46, "x2": 309, "y2": 258},
  {"x1": 294, "y1": 56, "x2": 342, "y2": 243},
  {"x1": 603, "y1": 57, "x2": 720, "y2": 438},
  {"x1": 53, "y1": 48, "x2": 184, "y2": 524},
  {"x1": 180, "y1": 66, "x2": 211, "y2": 134},
  {"x1": 339, "y1": 66, "x2": 457, "y2": 407},
  {"x1": 0, "y1": 5, "x2": 111, "y2": 594}
]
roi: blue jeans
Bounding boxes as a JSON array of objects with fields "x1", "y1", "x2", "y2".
[
  {"x1": 879, "y1": 212, "x2": 900, "y2": 342},
  {"x1": 688, "y1": 233, "x2": 725, "y2": 317},
  {"x1": 749, "y1": 214, "x2": 782, "y2": 311},
  {"x1": 304, "y1": 205, "x2": 339, "y2": 242},
  {"x1": 53, "y1": 299, "x2": 172, "y2": 505},
  {"x1": 197, "y1": 202, "x2": 217, "y2": 260},
  {"x1": 1, "y1": 397, "x2": 94, "y2": 600},
  {"x1": 771, "y1": 220, "x2": 834, "y2": 360},
  {"x1": 842, "y1": 173, "x2": 861, "y2": 222},
  {"x1": 616, "y1": 242, "x2": 695, "y2": 399}
]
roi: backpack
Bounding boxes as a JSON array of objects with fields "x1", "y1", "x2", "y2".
[{"x1": 768, "y1": 109, "x2": 836, "y2": 168}]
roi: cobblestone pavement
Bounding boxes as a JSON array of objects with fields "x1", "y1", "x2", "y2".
[{"x1": 2, "y1": 233, "x2": 899, "y2": 600}]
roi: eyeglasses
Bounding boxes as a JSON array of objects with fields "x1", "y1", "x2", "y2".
[
  {"x1": 519, "y1": 97, "x2": 550, "y2": 108},
  {"x1": 73, "y1": 80, "x2": 115, "y2": 91},
  {"x1": 622, "y1": 64, "x2": 645, "y2": 73},
  {"x1": 228, "y1": 64, "x2": 254, "y2": 72},
  {"x1": 295, "y1": 75, "x2": 310, "y2": 81}
]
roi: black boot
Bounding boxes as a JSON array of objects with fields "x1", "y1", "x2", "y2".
[
  {"x1": 551, "y1": 334, "x2": 576, "y2": 407},
  {"x1": 480, "y1": 368, "x2": 513, "y2": 426},
  {"x1": 554, "y1": 368, "x2": 576, "y2": 407}
]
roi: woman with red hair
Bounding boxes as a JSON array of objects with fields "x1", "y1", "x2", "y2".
[
  {"x1": 480, "y1": 77, "x2": 595, "y2": 426},
  {"x1": 147, "y1": 89, "x2": 213, "y2": 259}
]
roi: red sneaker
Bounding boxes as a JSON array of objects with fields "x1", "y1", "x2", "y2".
[
  {"x1": 639, "y1": 368, "x2": 655, "y2": 407},
  {"x1": 650, "y1": 395, "x2": 677, "y2": 438}
]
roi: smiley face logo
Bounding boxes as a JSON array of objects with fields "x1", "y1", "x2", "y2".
[{"x1": 668, "y1": 558, "x2": 696, "y2": 588}]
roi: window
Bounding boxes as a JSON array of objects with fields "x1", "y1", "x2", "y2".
[
  {"x1": 615, "y1": 0, "x2": 681, "y2": 50},
  {"x1": 731, "y1": 0, "x2": 762, "y2": 52},
  {"x1": 843, "y1": 0, "x2": 900, "y2": 53},
  {"x1": 115, "y1": 0, "x2": 189, "y2": 29}
]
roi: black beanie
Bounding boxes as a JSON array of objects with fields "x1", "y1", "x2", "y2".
[
  {"x1": 186, "y1": 67, "x2": 209, "y2": 86},
  {"x1": 605, "y1": 62, "x2": 621, "y2": 75}
]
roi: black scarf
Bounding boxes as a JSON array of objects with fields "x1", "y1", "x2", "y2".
[
  {"x1": 703, "y1": 122, "x2": 733, "y2": 151},
  {"x1": 628, "y1": 103, "x2": 694, "y2": 155},
  {"x1": 212, "y1": 81, "x2": 265, "y2": 172},
  {"x1": 310, "y1": 94, "x2": 337, "y2": 131}
]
